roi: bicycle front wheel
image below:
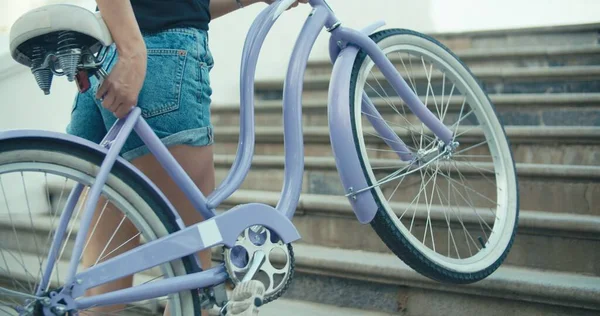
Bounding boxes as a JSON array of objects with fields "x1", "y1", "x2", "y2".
[
  {"x1": 0, "y1": 138, "x2": 201, "y2": 315},
  {"x1": 349, "y1": 29, "x2": 519, "y2": 283}
]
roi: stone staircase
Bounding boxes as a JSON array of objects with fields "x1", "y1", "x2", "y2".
[{"x1": 210, "y1": 23, "x2": 600, "y2": 315}]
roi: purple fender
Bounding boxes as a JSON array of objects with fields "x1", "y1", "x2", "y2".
[
  {"x1": 0, "y1": 129, "x2": 301, "y2": 243},
  {"x1": 326, "y1": 22, "x2": 386, "y2": 224},
  {"x1": 0, "y1": 129, "x2": 188, "y2": 228}
]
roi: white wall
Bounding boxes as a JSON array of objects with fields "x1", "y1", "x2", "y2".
[
  {"x1": 431, "y1": 0, "x2": 600, "y2": 33},
  {"x1": 208, "y1": 0, "x2": 434, "y2": 104}
]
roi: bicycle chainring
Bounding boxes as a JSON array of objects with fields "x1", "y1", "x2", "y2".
[{"x1": 222, "y1": 226, "x2": 295, "y2": 304}]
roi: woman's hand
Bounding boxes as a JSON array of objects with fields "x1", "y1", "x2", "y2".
[
  {"x1": 262, "y1": 0, "x2": 309, "y2": 9},
  {"x1": 96, "y1": 49, "x2": 147, "y2": 119},
  {"x1": 95, "y1": 0, "x2": 147, "y2": 119}
]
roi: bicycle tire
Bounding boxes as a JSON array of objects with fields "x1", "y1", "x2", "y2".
[
  {"x1": 348, "y1": 29, "x2": 519, "y2": 284},
  {"x1": 0, "y1": 137, "x2": 202, "y2": 314}
]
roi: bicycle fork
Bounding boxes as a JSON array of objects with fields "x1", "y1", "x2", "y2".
[{"x1": 327, "y1": 21, "x2": 456, "y2": 223}]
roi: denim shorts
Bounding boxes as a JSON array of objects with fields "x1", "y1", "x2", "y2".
[{"x1": 66, "y1": 27, "x2": 214, "y2": 161}]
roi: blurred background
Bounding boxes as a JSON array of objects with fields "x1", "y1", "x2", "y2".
[{"x1": 1, "y1": 0, "x2": 600, "y2": 131}]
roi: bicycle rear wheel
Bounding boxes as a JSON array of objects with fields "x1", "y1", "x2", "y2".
[
  {"x1": 0, "y1": 138, "x2": 201, "y2": 315},
  {"x1": 349, "y1": 29, "x2": 519, "y2": 283}
]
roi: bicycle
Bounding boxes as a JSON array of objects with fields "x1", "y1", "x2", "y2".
[{"x1": 1, "y1": 0, "x2": 519, "y2": 315}]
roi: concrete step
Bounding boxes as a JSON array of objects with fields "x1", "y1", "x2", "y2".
[
  {"x1": 0, "y1": 237, "x2": 390, "y2": 316},
  {"x1": 255, "y1": 66, "x2": 600, "y2": 98},
  {"x1": 305, "y1": 45, "x2": 600, "y2": 76},
  {"x1": 213, "y1": 126, "x2": 600, "y2": 166},
  {"x1": 215, "y1": 243, "x2": 600, "y2": 315},
  {"x1": 258, "y1": 299, "x2": 394, "y2": 316},
  {"x1": 219, "y1": 189, "x2": 600, "y2": 276},
  {"x1": 1, "y1": 207, "x2": 598, "y2": 314},
  {"x1": 212, "y1": 93, "x2": 600, "y2": 127},
  {"x1": 432, "y1": 23, "x2": 600, "y2": 52},
  {"x1": 2, "y1": 223, "x2": 598, "y2": 316},
  {"x1": 213, "y1": 154, "x2": 600, "y2": 215}
]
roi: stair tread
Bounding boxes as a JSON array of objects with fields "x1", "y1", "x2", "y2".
[
  {"x1": 306, "y1": 45, "x2": 600, "y2": 68},
  {"x1": 212, "y1": 154, "x2": 600, "y2": 180},
  {"x1": 290, "y1": 243, "x2": 600, "y2": 303},
  {"x1": 221, "y1": 189, "x2": 600, "y2": 235},
  {"x1": 213, "y1": 93, "x2": 600, "y2": 111},
  {"x1": 259, "y1": 298, "x2": 392, "y2": 316},
  {"x1": 256, "y1": 65, "x2": 600, "y2": 87}
]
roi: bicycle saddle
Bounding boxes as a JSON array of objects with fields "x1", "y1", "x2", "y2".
[
  {"x1": 9, "y1": 4, "x2": 114, "y2": 95},
  {"x1": 10, "y1": 4, "x2": 113, "y2": 68}
]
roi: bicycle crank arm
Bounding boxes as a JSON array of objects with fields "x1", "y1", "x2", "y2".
[{"x1": 242, "y1": 250, "x2": 267, "y2": 283}]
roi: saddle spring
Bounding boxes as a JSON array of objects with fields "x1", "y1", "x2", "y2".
[
  {"x1": 31, "y1": 45, "x2": 53, "y2": 95},
  {"x1": 56, "y1": 31, "x2": 81, "y2": 82}
]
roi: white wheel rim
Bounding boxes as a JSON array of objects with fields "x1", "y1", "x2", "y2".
[
  {"x1": 353, "y1": 34, "x2": 518, "y2": 273},
  {"x1": 0, "y1": 150, "x2": 193, "y2": 315}
]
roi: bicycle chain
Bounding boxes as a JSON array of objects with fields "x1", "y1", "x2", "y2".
[{"x1": 264, "y1": 243, "x2": 295, "y2": 304}]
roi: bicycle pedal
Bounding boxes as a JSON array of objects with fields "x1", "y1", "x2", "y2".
[{"x1": 227, "y1": 280, "x2": 265, "y2": 316}]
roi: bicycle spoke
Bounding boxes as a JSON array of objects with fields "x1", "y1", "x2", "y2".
[
  {"x1": 441, "y1": 182, "x2": 481, "y2": 254},
  {"x1": 1, "y1": 250, "x2": 39, "y2": 291},
  {"x1": 20, "y1": 172, "x2": 44, "y2": 293},
  {"x1": 364, "y1": 81, "x2": 423, "y2": 147},
  {"x1": 387, "y1": 170, "x2": 409, "y2": 202},
  {"x1": 94, "y1": 214, "x2": 128, "y2": 266},
  {"x1": 80, "y1": 199, "x2": 110, "y2": 262},
  {"x1": 398, "y1": 175, "x2": 430, "y2": 221},
  {"x1": 361, "y1": 109, "x2": 434, "y2": 141},
  {"x1": 450, "y1": 161, "x2": 496, "y2": 228},
  {"x1": 437, "y1": 170, "x2": 499, "y2": 209},
  {"x1": 80, "y1": 297, "x2": 170, "y2": 316},
  {"x1": 438, "y1": 168, "x2": 496, "y2": 234},
  {"x1": 0, "y1": 255, "x2": 30, "y2": 294},
  {"x1": 0, "y1": 304, "x2": 16, "y2": 315},
  {"x1": 98, "y1": 232, "x2": 140, "y2": 263},
  {"x1": 56, "y1": 187, "x2": 89, "y2": 276},
  {"x1": 441, "y1": 83, "x2": 456, "y2": 123},
  {"x1": 423, "y1": 164, "x2": 440, "y2": 251},
  {"x1": 0, "y1": 176, "x2": 33, "y2": 292},
  {"x1": 454, "y1": 158, "x2": 498, "y2": 188},
  {"x1": 366, "y1": 147, "x2": 412, "y2": 154},
  {"x1": 452, "y1": 97, "x2": 468, "y2": 137},
  {"x1": 433, "y1": 176, "x2": 461, "y2": 259},
  {"x1": 421, "y1": 57, "x2": 441, "y2": 118},
  {"x1": 43, "y1": 177, "x2": 67, "y2": 291},
  {"x1": 398, "y1": 52, "x2": 418, "y2": 93},
  {"x1": 454, "y1": 124, "x2": 480, "y2": 139},
  {"x1": 449, "y1": 108, "x2": 475, "y2": 133},
  {"x1": 454, "y1": 140, "x2": 488, "y2": 156}
]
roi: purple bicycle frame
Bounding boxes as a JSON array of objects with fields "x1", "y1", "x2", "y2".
[{"x1": 1, "y1": 0, "x2": 454, "y2": 312}]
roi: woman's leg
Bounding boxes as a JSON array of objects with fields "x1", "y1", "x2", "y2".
[
  {"x1": 133, "y1": 145, "x2": 215, "y2": 316},
  {"x1": 82, "y1": 144, "x2": 214, "y2": 315}
]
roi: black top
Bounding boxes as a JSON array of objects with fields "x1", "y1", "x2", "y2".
[{"x1": 130, "y1": 0, "x2": 211, "y2": 32}]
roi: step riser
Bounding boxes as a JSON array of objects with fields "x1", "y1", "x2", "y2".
[
  {"x1": 214, "y1": 167, "x2": 599, "y2": 215},
  {"x1": 0, "y1": 224, "x2": 75, "y2": 260},
  {"x1": 436, "y1": 30, "x2": 599, "y2": 51},
  {"x1": 213, "y1": 106, "x2": 600, "y2": 127},
  {"x1": 306, "y1": 55, "x2": 600, "y2": 76},
  {"x1": 266, "y1": 212, "x2": 599, "y2": 275},
  {"x1": 214, "y1": 141, "x2": 600, "y2": 166},
  {"x1": 256, "y1": 79, "x2": 600, "y2": 99},
  {"x1": 284, "y1": 272, "x2": 599, "y2": 316}
]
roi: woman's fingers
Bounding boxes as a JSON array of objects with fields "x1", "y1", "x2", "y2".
[
  {"x1": 102, "y1": 91, "x2": 118, "y2": 112},
  {"x1": 113, "y1": 102, "x2": 133, "y2": 119}
]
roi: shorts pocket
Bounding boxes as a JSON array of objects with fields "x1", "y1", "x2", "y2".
[{"x1": 138, "y1": 49, "x2": 188, "y2": 118}]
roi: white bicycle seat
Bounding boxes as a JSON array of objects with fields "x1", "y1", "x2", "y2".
[{"x1": 9, "y1": 4, "x2": 114, "y2": 67}]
